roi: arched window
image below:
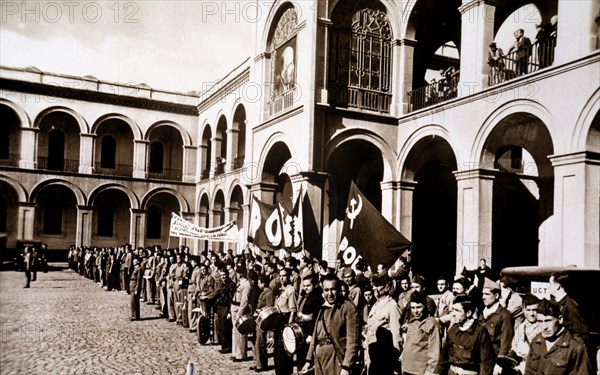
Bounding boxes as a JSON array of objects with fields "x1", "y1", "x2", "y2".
[
  {"x1": 43, "y1": 200, "x2": 62, "y2": 234},
  {"x1": 147, "y1": 205, "x2": 162, "y2": 239},
  {"x1": 48, "y1": 130, "x2": 65, "y2": 171},
  {"x1": 330, "y1": 7, "x2": 393, "y2": 113},
  {"x1": 149, "y1": 141, "x2": 164, "y2": 173},
  {"x1": 0, "y1": 197, "x2": 7, "y2": 232},
  {"x1": 101, "y1": 136, "x2": 116, "y2": 169},
  {"x1": 0, "y1": 125, "x2": 9, "y2": 159},
  {"x1": 97, "y1": 203, "x2": 114, "y2": 236}
]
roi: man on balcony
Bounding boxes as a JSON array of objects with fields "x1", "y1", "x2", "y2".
[
  {"x1": 507, "y1": 29, "x2": 532, "y2": 76},
  {"x1": 488, "y1": 42, "x2": 505, "y2": 85}
]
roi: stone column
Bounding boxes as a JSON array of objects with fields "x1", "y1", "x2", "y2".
[
  {"x1": 17, "y1": 202, "x2": 36, "y2": 240},
  {"x1": 454, "y1": 169, "x2": 495, "y2": 272},
  {"x1": 458, "y1": 0, "x2": 497, "y2": 95},
  {"x1": 133, "y1": 140, "x2": 149, "y2": 179},
  {"x1": 19, "y1": 127, "x2": 38, "y2": 169},
  {"x1": 209, "y1": 137, "x2": 218, "y2": 178},
  {"x1": 79, "y1": 134, "x2": 95, "y2": 174},
  {"x1": 548, "y1": 152, "x2": 600, "y2": 268},
  {"x1": 555, "y1": 0, "x2": 600, "y2": 64},
  {"x1": 316, "y1": 17, "x2": 332, "y2": 104},
  {"x1": 397, "y1": 38, "x2": 417, "y2": 114},
  {"x1": 398, "y1": 181, "x2": 418, "y2": 240},
  {"x1": 182, "y1": 145, "x2": 197, "y2": 183},
  {"x1": 76, "y1": 205, "x2": 94, "y2": 247},
  {"x1": 129, "y1": 209, "x2": 147, "y2": 250},
  {"x1": 380, "y1": 181, "x2": 398, "y2": 225},
  {"x1": 225, "y1": 128, "x2": 238, "y2": 172}
]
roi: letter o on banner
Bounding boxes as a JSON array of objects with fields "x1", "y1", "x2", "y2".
[{"x1": 342, "y1": 246, "x2": 357, "y2": 266}]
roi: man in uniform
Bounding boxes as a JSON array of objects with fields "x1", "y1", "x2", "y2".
[
  {"x1": 129, "y1": 257, "x2": 143, "y2": 321},
  {"x1": 303, "y1": 274, "x2": 360, "y2": 375},
  {"x1": 197, "y1": 262, "x2": 216, "y2": 343},
  {"x1": 436, "y1": 295, "x2": 495, "y2": 375},
  {"x1": 231, "y1": 265, "x2": 251, "y2": 362},
  {"x1": 364, "y1": 273, "x2": 402, "y2": 375},
  {"x1": 295, "y1": 274, "x2": 324, "y2": 370},
  {"x1": 217, "y1": 267, "x2": 235, "y2": 353},
  {"x1": 23, "y1": 246, "x2": 33, "y2": 288},
  {"x1": 479, "y1": 277, "x2": 514, "y2": 362},
  {"x1": 273, "y1": 267, "x2": 298, "y2": 374},
  {"x1": 525, "y1": 299, "x2": 592, "y2": 374},
  {"x1": 187, "y1": 256, "x2": 201, "y2": 333},
  {"x1": 252, "y1": 274, "x2": 275, "y2": 372}
]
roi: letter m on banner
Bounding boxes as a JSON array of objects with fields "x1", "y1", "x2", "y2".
[
  {"x1": 247, "y1": 195, "x2": 284, "y2": 251},
  {"x1": 339, "y1": 181, "x2": 411, "y2": 270}
]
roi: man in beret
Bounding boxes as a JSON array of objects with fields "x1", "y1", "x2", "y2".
[
  {"x1": 400, "y1": 291, "x2": 443, "y2": 375},
  {"x1": 436, "y1": 295, "x2": 495, "y2": 375},
  {"x1": 303, "y1": 274, "x2": 360, "y2": 375},
  {"x1": 364, "y1": 273, "x2": 402, "y2": 375},
  {"x1": 525, "y1": 299, "x2": 592, "y2": 375}
]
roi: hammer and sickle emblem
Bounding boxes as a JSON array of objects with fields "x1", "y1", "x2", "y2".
[{"x1": 346, "y1": 195, "x2": 363, "y2": 229}]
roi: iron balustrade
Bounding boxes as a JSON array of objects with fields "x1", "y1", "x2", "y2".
[
  {"x1": 37, "y1": 157, "x2": 80, "y2": 172},
  {"x1": 330, "y1": 84, "x2": 392, "y2": 113},
  {"x1": 233, "y1": 155, "x2": 245, "y2": 170},
  {"x1": 147, "y1": 168, "x2": 182, "y2": 181},
  {"x1": 269, "y1": 87, "x2": 297, "y2": 116},
  {"x1": 488, "y1": 38, "x2": 556, "y2": 86},
  {"x1": 408, "y1": 73, "x2": 460, "y2": 112},
  {"x1": 94, "y1": 162, "x2": 134, "y2": 177}
]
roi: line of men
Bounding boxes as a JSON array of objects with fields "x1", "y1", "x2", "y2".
[{"x1": 69, "y1": 245, "x2": 594, "y2": 375}]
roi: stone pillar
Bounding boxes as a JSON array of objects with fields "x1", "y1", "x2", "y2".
[
  {"x1": 182, "y1": 145, "x2": 197, "y2": 183},
  {"x1": 210, "y1": 137, "x2": 218, "y2": 177},
  {"x1": 225, "y1": 128, "x2": 239, "y2": 172},
  {"x1": 548, "y1": 152, "x2": 600, "y2": 268},
  {"x1": 380, "y1": 181, "x2": 398, "y2": 225},
  {"x1": 79, "y1": 134, "x2": 96, "y2": 174},
  {"x1": 133, "y1": 140, "x2": 149, "y2": 179},
  {"x1": 316, "y1": 17, "x2": 332, "y2": 104},
  {"x1": 399, "y1": 181, "x2": 418, "y2": 240},
  {"x1": 17, "y1": 202, "x2": 36, "y2": 240},
  {"x1": 555, "y1": 0, "x2": 600, "y2": 64},
  {"x1": 129, "y1": 209, "x2": 147, "y2": 250},
  {"x1": 248, "y1": 182, "x2": 278, "y2": 205},
  {"x1": 397, "y1": 38, "x2": 416, "y2": 114},
  {"x1": 226, "y1": 206, "x2": 241, "y2": 253},
  {"x1": 76, "y1": 205, "x2": 94, "y2": 247},
  {"x1": 458, "y1": 0, "x2": 497, "y2": 95},
  {"x1": 454, "y1": 169, "x2": 495, "y2": 273},
  {"x1": 19, "y1": 127, "x2": 38, "y2": 169},
  {"x1": 294, "y1": 172, "x2": 328, "y2": 260}
]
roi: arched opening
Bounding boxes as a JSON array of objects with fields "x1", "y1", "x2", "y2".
[
  {"x1": 404, "y1": 136, "x2": 458, "y2": 290},
  {"x1": 37, "y1": 111, "x2": 81, "y2": 172},
  {"x1": 200, "y1": 126, "x2": 212, "y2": 179},
  {"x1": 100, "y1": 136, "x2": 117, "y2": 169},
  {"x1": 95, "y1": 119, "x2": 134, "y2": 177},
  {"x1": 0, "y1": 182, "x2": 18, "y2": 249},
  {"x1": 149, "y1": 142, "x2": 164, "y2": 173},
  {"x1": 261, "y1": 141, "x2": 293, "y2": 204},
  {"x1": 34, "y1": 184, "x2": 78, "y2": 249},
  {"x1": 482, "y1": 112, "x2": 554, "y2": 275},
  {"x1": 144, "y1": 192, "x2": 180, "y2": 248},
  {"x1": 199, "y1": 194, "x2": 210, "y2": 254},
  {"x1": 0, "y1": 105, "x2": 21, "y2": 166},
  {"x1": 233, "y1": 106, "x2": 247, "y2": 169},
  {"x1": 47, "y1": 130, "x2": 65, "y2": 171},
  {"x1": 330, "y1": 0, "x2": 393, "y2": 113},
  {"x1": 147, "y1": 125, "x2": 184, "y2": 180},
  {"x1": 230, "y1": 185, "x2": 245, "y2": 232},
  {"x1": 92, "y1": 189, "x2": 131, "y2": 247},
  {"x1": 585, "y1": 110, "x2": 600, "y2": 153},
  {"x1": 213, "y1": 190, "x2": 226, "y2": 253},
  {"x1": 216, "y1": 116, "x2": 227, "y2": 175}
]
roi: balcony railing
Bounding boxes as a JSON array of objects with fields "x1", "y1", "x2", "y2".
[
  {"x1": 233, "y1": 155, "x2": 245, "y2": 170},
  {"x1": 408, "y1": 73, "x2": 460, "y2": 112},
  {"x1": 330, "y1": 84, "x2": 392, "y2": 113},
  {"x1": 148, "y1": 168, "x2": 182, "y2": 181},
  {"x1": 0, "y1": 153, "x2": 19, "y2": 167},
  {"x1": 269, "y1": 87, "x2": 297, "y2": 116},
  {"x1": 200, "y1": 169, "x2": 210, "y2": 180},
  {"x1": 488, "y1": 39, "x2": 556, "y2": 86},
  {"x1": 37, "y1": 157, "x2": 80, "y2": 172},
  {"x1": 94, "y1": 162, "x2": 133, "y2": 177}
]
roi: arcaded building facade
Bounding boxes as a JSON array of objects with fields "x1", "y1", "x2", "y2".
[{"x1": 1, "y1": 0, "x2": 599, "y2": 282}]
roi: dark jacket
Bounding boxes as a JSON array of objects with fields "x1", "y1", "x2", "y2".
[
  {"x1": 525, "y1": 329, "x2": 592, "y2": 375},
  {"x1": 436, "y1": 320, "x2": 495, "y2": 375},
  {"x1": 129, "y1": 265, "x2": 143, "y2": 295},
  {"x1": 478, "y1": 304, "x2": 514, "y2": 356}
]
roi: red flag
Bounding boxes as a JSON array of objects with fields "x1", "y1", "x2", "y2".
[
  {"x1": 247, "y1": 195, "x2": 284, "y2": 251},
  {"x1": 282, "y1": 192, "x2": 303, "y2": 253},
  {"x1": 339, "y1": 181, "x2": 411, "y2": 270}
]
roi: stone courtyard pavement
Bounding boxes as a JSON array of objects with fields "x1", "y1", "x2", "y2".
[{"x1": 0, "y1": 267, "x2": 277, "y2": 375}]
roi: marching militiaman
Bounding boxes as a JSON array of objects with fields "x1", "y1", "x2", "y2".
[
  {"x1": 303, "y1": 274, "x2": 361, "y2": 375},
  {"x1": 129, "y1": 257, "x2": 143, "y2": 321}
]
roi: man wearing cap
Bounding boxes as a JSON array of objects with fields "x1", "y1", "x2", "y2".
[
  {"x1": 364, "y1": 273, "x2": 402, "y2": 375},
  {"x1": 187, "y1": 256, "x2": 201, "y2": 333},
  {"x1": 295, "y1": 274, "x2": 325, "y2": 370},
  {"x1": 525, "y1": 299, "x2": 592, "y2": 375},
  {"x1": 273, "y1": 267, "x2": 298, "y2": 374},
  {"x1": 129, "y1": 257, "x2": 143, "y2": 321},
  {"x1": 479, "y1": 277, "x2": 514, "y2": 362},
  {"x1": 400, "y1": 291, "x2": 443, "y2": 375},
  {"x1": 342, "y1": 268, "x2": 363, "y2": 309},
  {"x1": 303, "y1": 274, "x2": 361, "y2": 375},
  {"x1": 436, "y1": 295, "x2": 495, "y2": 375},
  {"x1": 487, "y1": 42, "x2": 505, "y2": 84}
]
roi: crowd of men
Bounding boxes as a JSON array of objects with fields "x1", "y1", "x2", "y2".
[{"x1": 66, "y1": 244, "x2": 595, "y2": 375}]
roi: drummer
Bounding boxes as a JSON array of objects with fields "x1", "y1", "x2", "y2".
[
  {"x1": 252, "y1": 274, "x2": 275, "y2": 372},
  {"x1": 274, "y1": 267, "x2": 298, "y2": 375},
  {"x1": 295, "y1": 273, "x2": 324, "y2": 370}
]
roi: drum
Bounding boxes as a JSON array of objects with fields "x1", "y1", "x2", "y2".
[
  {"x1": 235, "y1": 314, "x2": 256, "y2": 335},
  {"x1": 256, "y1": 306, "x2": 281, "y2": 331},
  {"x1": 282, "y1": 323, "x2": 304, "y2": 355}
]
